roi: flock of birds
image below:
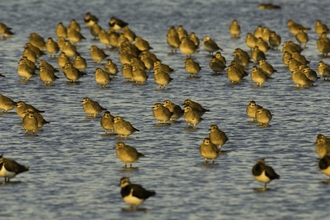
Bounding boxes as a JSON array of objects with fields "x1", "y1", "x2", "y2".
[{"x1": 1, "y1": 8, "x2": 330, "y2": 210}]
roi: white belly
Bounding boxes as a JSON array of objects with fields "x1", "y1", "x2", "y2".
[
  {"x1": 254, "y1": 170, "x2": 270, "y2": 183},
  {"x1": 321, "y1": 166, "x2": 330, "y2": 177},
  {"x1": 123, "y1": 193, "x2": 144, "y2": 206},
  {"x1": 0, "y1": 165, "x2": 16, "y2": 178}
]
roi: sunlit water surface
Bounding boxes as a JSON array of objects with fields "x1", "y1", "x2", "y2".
[{"x1": 1, "y1": 0, "x2": 330, "y2": 219}]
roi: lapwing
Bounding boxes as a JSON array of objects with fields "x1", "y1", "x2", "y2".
[
  {"x1": 0, "y1": 155, "x2": 29, "y2": 182},
  {"x1": 119, "y1": 177, "x2": 156, "y2": 209},
  {"x1": 252, "y1": 158, "x2": 280, "y2": 189}
]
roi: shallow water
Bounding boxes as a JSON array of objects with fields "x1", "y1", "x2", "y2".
[{"x1": 1, "y1": 0, "x2": 330, "y2": 219}]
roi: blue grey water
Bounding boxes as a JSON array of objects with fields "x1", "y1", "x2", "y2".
[{"x1": 1, "y1": 0, "x2": 330, "y2": 219}]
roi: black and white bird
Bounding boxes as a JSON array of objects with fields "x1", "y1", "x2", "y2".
[
  {"x1": 252, "y1": 158, "x2": 280, "y2": 189},
  {"x1": 319, "y1": 155, "x2": 330, "y2": 179},
  {"x1": 84, "y1": 12, "x2": 99, "y2": 28},
  {"x1": 119, "y1": 177, "x2": 156, "y2": 209},
  {"x1": 0, "y1": 155, "x2": 29, "y2": 182},
  {"x1": 109, "y1": 17, "x2": 128, "y2": 31}
]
